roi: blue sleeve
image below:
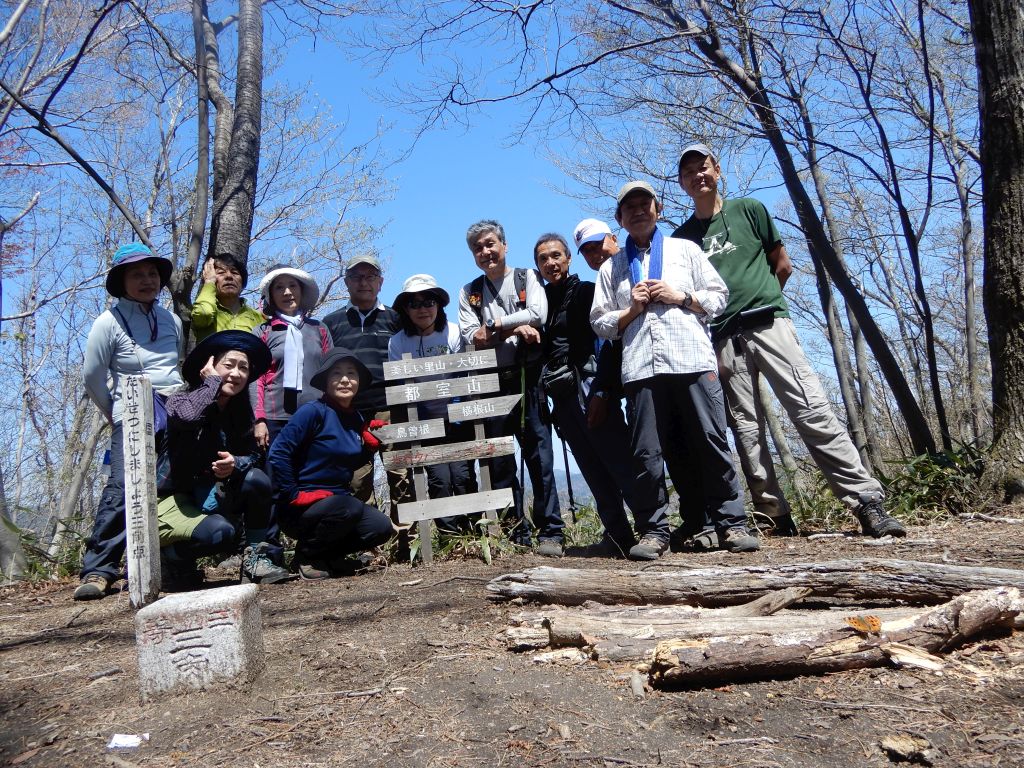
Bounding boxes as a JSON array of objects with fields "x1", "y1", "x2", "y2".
[{"x1": 268, "y1": 404, "x2": 319, "y2": 502}]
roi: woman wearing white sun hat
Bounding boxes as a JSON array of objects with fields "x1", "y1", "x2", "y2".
[
  {"x1": 251, "y1": 264, "x2": 334, "y2": 449},
  {"x1": 389, "y1": 274, "x2": 478, "y2": 535}
]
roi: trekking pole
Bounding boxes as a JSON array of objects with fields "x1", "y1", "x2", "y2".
[{"x1": 562, "y1": 436, "x2": 577, "y2": 523}]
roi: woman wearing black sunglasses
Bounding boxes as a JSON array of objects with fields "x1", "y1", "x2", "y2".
[{"x1": 388, "y1": 275, "x2": 478, "y2": 538}]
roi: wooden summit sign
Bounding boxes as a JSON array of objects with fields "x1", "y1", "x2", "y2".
[{"x1": 375, "y1": 347, "x2": 521, "y2": 564}]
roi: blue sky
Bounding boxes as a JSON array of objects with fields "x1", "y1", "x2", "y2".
[
  {"x1": 285, "y1": 42, "x2": 615, "y2": 303},
  {"x1": 281, "y1": 40, "x2": 617, "y2": 482}
]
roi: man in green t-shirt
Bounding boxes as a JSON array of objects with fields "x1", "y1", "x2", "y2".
[{"x1": 673, "y1": 143, "x2": 904, "y2": 539}]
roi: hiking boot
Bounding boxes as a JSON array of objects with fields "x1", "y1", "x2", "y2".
[
  {"x1": 670, "y1": 527, "x2": 720, "y2": 552},
  {"x1": 73, "y1": 573, "x2": 110, "y2": 601},
  {"x1": 536, "y1": 539, "x2": 564, "y2": 558},
  {"x1": 330, "y1": 552, "x2": 375, "y2": 576},
  {"x1": 241, "y1": 543, "x2": 293, "y2": 584},
  {"x1": 296, "y1": 561, "x2": 332, "y2": 580},
  {"x1": 217, "y1": 554, "x2": 243, "y2": 570},
  {"x1": 762, "y1": 513, "x2": 799, "y2": 537},
  {"x1": 721, "y1": 526, "x2": 760, "y2": 553},
  {"x1": 855, "y1": 495, "x2": 906, "y2": 538},
  {"x1": 629, "y1": 534, "x2": 669, "y2": 561},
  {"x1": 570, "y1": 535, "x2": 635, "y2": 559}
]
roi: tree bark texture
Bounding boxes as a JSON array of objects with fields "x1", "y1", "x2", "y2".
[
  {"x1": 207, "y1": 0, "x2": 262, "y2": 264},
  {"x1": 487, "y1": 559, "x2": 1024, "y2": 607},
  {"x1": 968, "y1": 0, "x2": 1024, "y2": 497},
  {"x1": 650, "y1": 587, "x2": 1021, "y2": 686}
]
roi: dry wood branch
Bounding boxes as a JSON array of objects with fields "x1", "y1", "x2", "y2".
[
  {"x1": 487, "y1": 559, "x2": 1024, "y2": 606},
  {"x1": 650, "y1": 587, "x2": 1021, "y2": 687},
  {"x1": 958, "y1": 513, "x2": 1024, "y2": 524},
  {"x1": 590, "y1": 607, "x2": 923, "y2": 663}
]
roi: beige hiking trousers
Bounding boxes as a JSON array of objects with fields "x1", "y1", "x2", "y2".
[{"x1": 716, "y1": 318, "x2": 881, "y2": 516}]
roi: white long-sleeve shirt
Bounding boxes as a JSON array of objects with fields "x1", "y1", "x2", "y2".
[
  {"x1": 457, "y1": 267, "x2": 547, "y2": 368},
  {"x1": 83, "y1": 298, "x2": 184, "y2": 424},
  {"x1": 590, "y1": 235, "x2": 728, "y2": 384}
]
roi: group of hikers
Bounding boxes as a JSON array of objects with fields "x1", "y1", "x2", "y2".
[{"x1": 73, "y1": 143, "x2": 905, "y2": 601}]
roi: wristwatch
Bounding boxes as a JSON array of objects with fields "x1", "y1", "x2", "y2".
[
  {"x1": 682, "y1": 293, "x2": 694, "y2": 309},
  {"x1": 485, "y1": 318, "x2": 497, "y2": 332}
]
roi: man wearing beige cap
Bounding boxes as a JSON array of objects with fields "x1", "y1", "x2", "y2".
[
  {"x1": 323, "y1": 255, "x2": 409, "y2": 522},
  {"x1": 674, "y1": 143, "x2": 904, "y2": 539},
  {"x1": 591, "y1": 182, "x2": 760, "y2": 557}
]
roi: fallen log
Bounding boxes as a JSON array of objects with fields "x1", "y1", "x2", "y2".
[
  {"x1": 650, "y1": 587, "x2": 1022, "y2": 686},
  {"x1": 505, "y1": 588, "x2": 855, "y2": 654},
  {"x1": 588, "y1": 607, "x2": 922, "y2": 663},
  {"x1": 487, "y1": 559, "x2": 1024, "y2": 607}
]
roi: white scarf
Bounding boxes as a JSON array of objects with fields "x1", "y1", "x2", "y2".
[{"x1": 277, "y1": 312, "x2": 305, "y2": 391}]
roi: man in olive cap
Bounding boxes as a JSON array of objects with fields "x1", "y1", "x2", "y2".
[{"x1": 674, "y1": 143, "x2": 905, "y2": 539}]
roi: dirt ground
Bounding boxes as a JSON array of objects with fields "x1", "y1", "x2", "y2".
[{"x1": 2, "y1": 518, "x2": 1024, "y2": 768}]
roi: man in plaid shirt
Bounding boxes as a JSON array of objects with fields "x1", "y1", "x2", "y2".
[{"x1": 591, "y1": 181, "x2": 760, "y2": 557}]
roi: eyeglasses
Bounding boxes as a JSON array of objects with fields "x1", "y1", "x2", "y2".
[
  {"x1": 407, "y1": 297, "x2": 438, "y2": 309},
  {"x1": 346, "y1": 272, "x2": 380, "y2": 283}
]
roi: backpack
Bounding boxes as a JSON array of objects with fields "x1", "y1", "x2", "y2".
[{"x1": 468, "y1": 268, "x2": 531, "y2": 321}]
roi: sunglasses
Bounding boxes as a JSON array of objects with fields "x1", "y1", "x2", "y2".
[{"x1": 407, "y1": 297, "x2": 438, "y2": 309}]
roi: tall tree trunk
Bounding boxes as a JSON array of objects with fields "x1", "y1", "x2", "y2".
[
  {"x1": 968, "y1": 0, "x2": 1024, "y2": 497},
  {"x1": 47, "y1": 406, "x2": 106, "y2": 561},
  {"x1": 945, "y1": 135, "x2": 985, "y2": 444},
  {"x1": 168, "y1": 0, "x2": 214, "y2": 332},
  {"x1": 758, "y1": 378, "x2": 798, "y2": 477},
  {"x1": 782, "y1": 60, "x2": 871, "y2": 470},
  {"x1": 846, "y1": 305, "x2": 884, "y2": 472},
  {"x1": 0, "y1": 463, "x2": 29, "y2": 582},
  {"x1": 207, "y1": 0, "x2": 262, "y2": 265}
]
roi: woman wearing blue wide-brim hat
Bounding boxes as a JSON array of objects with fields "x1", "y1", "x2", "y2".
[{"x1": 76, "y1": 243, "x2": 184, "y2": 601}]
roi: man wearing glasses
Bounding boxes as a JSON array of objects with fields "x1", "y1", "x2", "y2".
[
  {"x1": 323, "y1": 256, "x2": 409, "y2": 519},
  {"x1": 674, "y1": 143, "x2": 905, "y2": 540}
]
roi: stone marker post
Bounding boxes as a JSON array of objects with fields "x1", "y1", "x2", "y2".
[
  {"x1": 122, "y1": 375, "x2": 161, "y2": 607},
  {"x1": 135, "y1": 583, "x2": 264, "y2": 701}
]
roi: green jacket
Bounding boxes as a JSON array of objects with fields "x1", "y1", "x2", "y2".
[{"x1": 190, "y1": 282, "x2": 265, "y2": 340}]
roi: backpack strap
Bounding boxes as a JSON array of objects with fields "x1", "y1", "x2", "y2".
[
  {"x1": 469, "y1": 274, "x2": 486, "y2": 321},
  {"x1": 513, "y1": 268, "x2": 528, "y2": 309}
]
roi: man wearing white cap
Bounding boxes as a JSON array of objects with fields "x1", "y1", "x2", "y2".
[
  {"x1": 591, "y1": 182, "x2": 760, "y2": 556},
  {"x1": 674, "y1": 144, "x2": 905, "y2": 539}
]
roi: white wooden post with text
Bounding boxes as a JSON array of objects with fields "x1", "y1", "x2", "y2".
[
  {"x1": 122, "y1": 375, "x2": 161, "y2": 607},
  {"x1": 377, "y1": 347, "x2": 520, "y2": 563}
]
